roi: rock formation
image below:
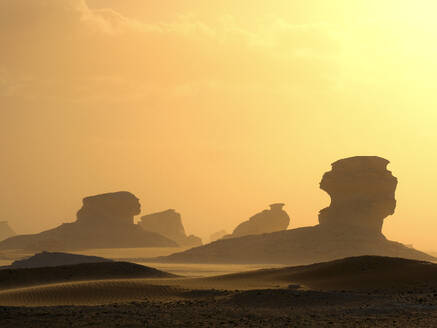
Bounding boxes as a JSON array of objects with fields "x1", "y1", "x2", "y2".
[
  {"x1": 139, "y1": 209, "x2": 202, "y2": 247},
  {"x1": 0, "y1": 192, "x2": 177, "y2": 251},
  {"x1": 154, "y1": 156, "x2": 435, "y2": 264},
  {"x1": 209, "y1": 230, "x2": 228, "y2": 242},
  {"x1": 224, "y1": 203, "x2": 290, "y2": 239},
  {"x1": 0, "y1": 221, "x2": 15, "y2": 241},
  {"x1": 318, "y1": 156, "x2": 398, "y2": 234},
  {"x1": 77, "y1": 192, "x2": 141, "y2": 226}
]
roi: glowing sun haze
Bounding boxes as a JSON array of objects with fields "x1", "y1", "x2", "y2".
[{"x1": 1, "y1": 0, "x2": 437, "y2": 250}]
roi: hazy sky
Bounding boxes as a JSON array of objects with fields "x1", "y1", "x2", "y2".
[{"x1": 1, "y1": 0, "x2": 437, "y2": 249}]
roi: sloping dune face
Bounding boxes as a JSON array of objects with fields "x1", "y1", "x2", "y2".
[
  {"x1": 0, "y1": 262, "x2": 176, "y2": 291},
  {"x1": 2, "y1": 256, "x2": 437, "y2": 307},
  {"x1": 196, "y1": 256, "x2": 437, "y2": 291},
  {"x1": 0, "y1": 280, "x2": 185, "y2": 306},
  {"x1": 5, "y1": 251, "x2": 112, "y2": 269}
]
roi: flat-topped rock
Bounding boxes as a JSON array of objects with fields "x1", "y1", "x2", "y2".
[
  {"x1": 0, "y1": 192, "x2": 177, "y2": 251},
  {"x1": 139, "y1": 209, "x2": 202, "y2": 247},
  {"x1": 77, "y1": 191, "x2": 141, "y2": 226}
]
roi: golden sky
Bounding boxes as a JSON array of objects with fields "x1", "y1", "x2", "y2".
[{"x1": 1, "y1": 0, "x2": 437, "y2": 249}]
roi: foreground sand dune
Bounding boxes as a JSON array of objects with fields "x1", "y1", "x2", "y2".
[
  {"x1": 0, "y1": 261, "x2": 176, "y2": 291},
  {"x1": 2, "y1": 256, "x2": 437, "y2": 307},
  {"x1": 0, "y1": 280, "x2": 186, "y2": 306},
  {"x1": 197, "y1": 255, "x2": 437, "y2": 291},
  {"x1": 3, "y1": 256, "x2": 437, "y2": 327}
]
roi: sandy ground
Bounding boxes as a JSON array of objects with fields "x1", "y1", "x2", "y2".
[
  {"x1": 1, "y1": 288, "x2": 437, "y2": 327},
  {"x1": 2, "y1": 255, "x2": 437, "y2": 326}
]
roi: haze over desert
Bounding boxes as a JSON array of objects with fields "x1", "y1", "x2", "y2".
[{"x1": 2, "y1": 0, "x2": 437, "y2": 327}]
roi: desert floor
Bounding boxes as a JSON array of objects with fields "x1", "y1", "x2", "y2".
[
  {"x1": 1, "y1": 287, "x2": 437, "y2": 327},
  {"x1": 2, "y1": 249, "x2": 437, "y2": 327}
]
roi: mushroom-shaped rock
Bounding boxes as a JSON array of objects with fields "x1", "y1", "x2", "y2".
[
  {"x1": 226, "y1": 203, "x2": 290, "y2": 239},
  {"x1": 155, "y1": 157, "x2": 433, "y2": 264},
  {"x1": 318, "y1": 156, "x2": 398, "y2": 234},
  {"x1": 139, "y1": 209, "x2": 202, "y2": 247}
]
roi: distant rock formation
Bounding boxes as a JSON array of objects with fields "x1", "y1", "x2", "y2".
[
  {"x1": 0, "y1": 192, "x2": 177, "y2": 251},
  {"x1": 209, "y1": 230, "x2": 227, "y2": 242},
  {"x1": 139, "y1": 209, "x2": 202, "y2": 247},
  {"x1": 0, "y1": 221, "x2": 15, "y2": 241},
  {"x1": 224, "y1": 203, "x2": 290, "y2": 239},
  {"x1": 1, "y1": 251, "x2": 112, "y2": 270},
  {"x1": 77, "y1": 192, "x2": 141, "y2": 226},
  {"x1": 154, "y1": 156, "x2": 435, "y2": 264}
]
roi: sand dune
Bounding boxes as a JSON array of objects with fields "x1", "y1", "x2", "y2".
[
  {"x1": 2, "y1": 256, "x2": 437, "y2": 307},
  {"x1": 0, "y1": 257, "x2": 437, "y2": 328},
  {"x1": 0, "y1": 262, "x2": 176, "y2": 291},
  {"x1": 0, "y1": 280, "x2": 186, "y2": 306},
  {"x1": 194, "y1": 255, "x2": 437, "y2": 291},
  {"x1": 1, "y1": 251, "x2": 112, "y2": 269}
]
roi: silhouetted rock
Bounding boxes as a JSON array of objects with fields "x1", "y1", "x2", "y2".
[
  {"x1": 139, "y1": 209, "x2": 202, "y2": 247},
  {"x1": 0, "y1": 221, "x2": 15, "y2": 241},
  {"x1": 0, "y1": 192, "x2": 177, "y2": 251},
  {"x1": 209, "y1": 230, "x2": 228, "y2": 242},
  {"x1": 77, "y1": 191, "x2": 141, "y2": 226},
  {"x1": 155, "y1": 156, "x2": 435, "y2": 264},
  {"x1": 224, "y1": 203, "x2": 290, "y2": 239},
  {"x1": 319, "y1": 156, "x2": 397, "y2": 234},
  {"x1": 1, "y1": 251, "x2": 112, "y2": 269}
]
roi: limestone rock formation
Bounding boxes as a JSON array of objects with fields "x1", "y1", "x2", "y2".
[
  {"x1": 154, "y1": 156, "x2": 434, "y2": 264},
  {"x1": 139, "y1": 209, "x2": 202, "y2": 247},
  {"x1": 318, "y1": 156, "x2": 398, "y2": 234},
  {"x1": 0, "y1": 221, "x2": 15, "y2": 241},
  {"x1": 224, "y1": 203, "x2": 290, "y2": 239},
  {"x1": 77, "y1": 192, "x2": 141, "y2": 226},
  {"x1": 0, "y1": 192, "x2": 177, "y2": 251},
  {"x1": 209, "y1": 230, "x2": 228, "y2": 242}
]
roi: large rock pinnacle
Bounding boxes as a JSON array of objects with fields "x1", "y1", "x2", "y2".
[{"x1": 318, "y1": 156, "x2": 398, "y2": 234}]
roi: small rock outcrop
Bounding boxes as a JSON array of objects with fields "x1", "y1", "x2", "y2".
[
  {"x1": 224, "y1": 203, "x2": 290, "y2": 239},
  {"x1": 0, "y1": 192, "x2": 177, "y2": 251},
  {"x1": 155, "y1": 156, "x2": 434, "y2": 265},
  {"x1": 209, "y1": 230, "x2": 228, "y2": 242},
  {"x1": 0, "y1": 221, "x2": 15, "y2": 241},
  {"x1": 319, "y1": 156, "x2": 398, "y2": 234},
  {"x1": 139, "y1": 209, "x2": 202, "y2": 247}
]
